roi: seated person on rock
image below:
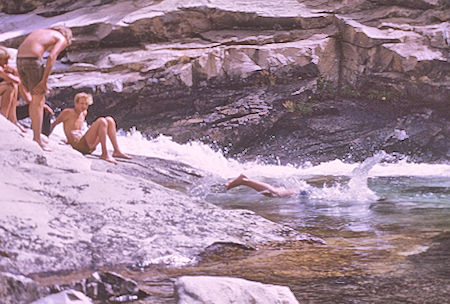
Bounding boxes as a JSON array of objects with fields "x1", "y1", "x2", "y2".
[
  {"x1": 226, "y1": 174, "x2": 308, "y2": 197},
  {"x1": 50, "y1": 92, "x2": 131, "y2": 164},
  {"x1": 0, "y1": 46, "x2": 29, "y2": 131},
  {"x1": 0, "y1": 46, "x2": 54, "y2": 133}
]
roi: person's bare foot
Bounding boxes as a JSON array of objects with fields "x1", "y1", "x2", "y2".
[
  {"x1": 14, "y1": 122, "x2": 27, "y2": 133},
  {"x1": 34, "y1": 138, "x2": 52, "y2": 152},
  {"x1": 40, "y1": 135, "x2": 49, "y2": 144},
  {"x1": 113, "y1": 151, "x2": 132, "y2": 159},
  {"x1": 100, "y1": 154, "x2": 118, "y2": 164},
  {"x1": 225, "y1": 174, "x2": 247, "y2": 190}
]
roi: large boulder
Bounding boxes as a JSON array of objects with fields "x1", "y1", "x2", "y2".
[{"x1": 175, "y1": 276, "x2": 300, "y2": 304}]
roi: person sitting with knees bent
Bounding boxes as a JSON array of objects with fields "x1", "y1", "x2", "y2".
[
  {"x1": 0, "y1": 46, "x2": 30, "y2": 131},
  {"x1": 50, "y1": 92, "x2": 131, "y2": 164}
]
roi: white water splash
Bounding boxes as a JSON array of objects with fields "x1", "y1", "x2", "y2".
[
  {"x1": 346, "y1": 151, "x2": 387, "y2": 201},
  {"x1": 51, "y1": 125, "x2": 450, "y2": 202}
]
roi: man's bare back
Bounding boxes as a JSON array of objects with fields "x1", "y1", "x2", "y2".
[{"x1": 18, "y1": 28, "x2": 67, "y2": 58}]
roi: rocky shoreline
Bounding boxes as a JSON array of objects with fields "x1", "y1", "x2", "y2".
[
  {"x1": 0, "y1": 116, "x2": 318, "y2": 302},
  {"x1": 0, "y1": 0, "x2": 449, "y2": 302}
]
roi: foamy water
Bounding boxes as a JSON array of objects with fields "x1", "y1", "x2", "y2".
[{"x1": 51, "y1": 125, "x2": 450, "y2": 203}]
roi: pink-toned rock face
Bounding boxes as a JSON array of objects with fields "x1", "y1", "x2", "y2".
[{"x1": 0, "y1": 0, "x2": 448, "y2": 162}]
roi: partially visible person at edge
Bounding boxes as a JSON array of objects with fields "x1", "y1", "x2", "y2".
[
  {"x1": 0, "y1": 46, "x2": 31, "y2": 131},
  {"x1": 225, "y1": 174, "x2": 309, "y2": 197},
  {"x1": 16, "y1": 26, "x2": 72, "y2": 151},
  {"x1": 50, "y1": 92, "x2": 132, "y2": 164}
]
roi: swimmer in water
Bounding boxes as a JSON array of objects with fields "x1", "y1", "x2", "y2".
[{"x1": 225, "y1": 174, "x2": 308, "y2": 197}]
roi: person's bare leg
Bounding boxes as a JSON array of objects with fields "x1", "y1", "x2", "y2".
[
  {"x1": 105, "y1": 116, "x2": 131, "y2": 159},
  {"x1": 226, "y1": 174, "x2": 298, "y2": 197},
  {"x1": 225, "y1": 174, "x2": 247, "y2": 190},
  {"x1": 29, "y1": 93, "x2": 51, "y2": 151},
  {"x1": 18, "y1": 83, "x2": 32, "y2": 104},
  {"x1": 226, "y1": 173, "x2": 285, "y2": 196},
  {"x1": 83, "y1": 118, "x2": 117, "y2": 164},
  {"x1": 0, "y1": 83, "x2": 14, "y2": 118},
  {"x1": 6, "y1": 84, "x2": 26, "y2": 132}
]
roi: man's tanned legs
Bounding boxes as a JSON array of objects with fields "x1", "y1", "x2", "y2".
[
  {"x1": 105, "y1": 116, "x2": 132, "y2": 159},
  {"x1": 29, "y1": 93, "x2": 50, "y2": 149},
  {"x1": 83, "y1": 117, "x2": 117, "y2": 164}
]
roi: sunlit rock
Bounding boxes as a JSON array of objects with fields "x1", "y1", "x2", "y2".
[
  {"x1": 175, "y1": 275, "x2": 300, "y2": 304},
  {"x1": 30, "y1": 290, "x2": 92, "y2": 304}
]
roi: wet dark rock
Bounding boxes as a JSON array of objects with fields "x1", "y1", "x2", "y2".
[
  {"x1": 372, "y1": 0, "x2": 443, "y2": 10},
  {"x1": 0, "y1": 272, "x2": 42, "y2": 304},
  {"x1": 242, "y1": 99, "x2": 449, "y2": 164},
  {"x1": 50, "y1": 271, "x2": 149, "y2": 302},
  {"x1": 199, "y1": 242, "x2": 256, "y2": 263}
]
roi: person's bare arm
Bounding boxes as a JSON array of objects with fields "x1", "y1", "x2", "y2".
[
  {"x1": 0, "y1": 67, "x2": 20, "y2": 84},
  {"x1": 5, "y1": 65, "x2": 19, "y2": 76},
  {"x1": 32, "y1": 37, "x2": 68, "y2": 95},
  {"x1": 18, "y1": 83, "x2": 32, "y2": 103},
  {"x1": 43, "y1": 104, "x2": 54, "y2": 115},
  {"x1": 50, "y1": 108, "x2": 69, "y2": 134}
]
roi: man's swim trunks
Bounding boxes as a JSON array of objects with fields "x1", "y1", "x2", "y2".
[
  {"x1": 71, "y1": 137, "x2": 94, "y2": 155},
  {"x1": 16, "y1": 57, "x2": 44, "y2": 92}
]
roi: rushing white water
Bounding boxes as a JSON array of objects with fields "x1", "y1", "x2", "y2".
[{"x1": 51, "y1": 125, "x2": 450, "y2": 203}]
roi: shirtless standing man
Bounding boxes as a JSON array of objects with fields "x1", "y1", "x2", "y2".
[
  {"x1": 17, "y1": 26, "x2": 72, "y2": 151},
  {"x1": 50, "y1": 92, "x2": 131, "y2": 164}
]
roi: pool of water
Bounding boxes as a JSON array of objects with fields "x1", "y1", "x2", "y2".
[{"x1": 203, "y1": 173, "x2": 450, "y2": 303}]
